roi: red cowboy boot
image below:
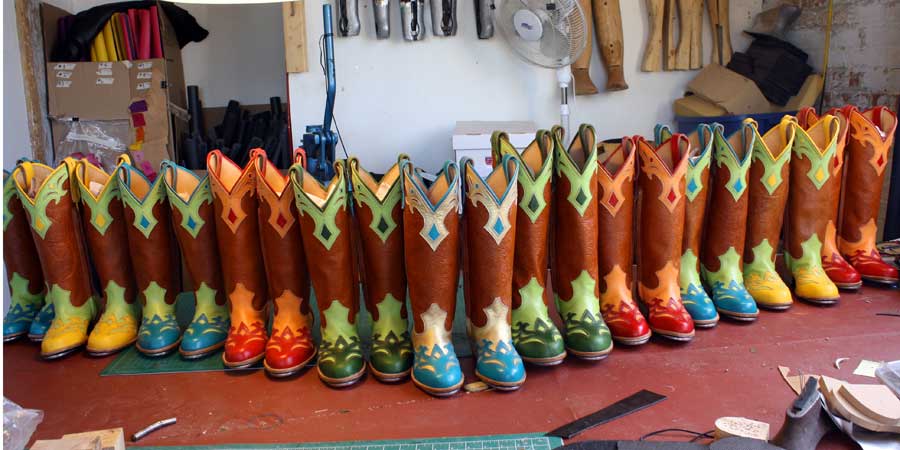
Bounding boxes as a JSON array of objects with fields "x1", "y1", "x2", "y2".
[
  {"x1": 635, "y1": 134, "x2": 695, "y2": 341},
  {"x1": 597, "y1": 137, "x2": 650, "y2": 345},
  {"x1": 839, "y1": 106, "x2": 898, "y2": 285},
  {"x1": 797, "y1": 107, "x2": 862, "y2": 290},
  {"x1": 208, "y1": 150, "x2": 269, "y2": 368},
  {"x1": 252, "y1": 149, "x2": 316, "y2": 377}
]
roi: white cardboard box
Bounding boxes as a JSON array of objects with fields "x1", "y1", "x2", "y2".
[{"x1": 452, "y1": 121, "x2": 537, "y2": 177}]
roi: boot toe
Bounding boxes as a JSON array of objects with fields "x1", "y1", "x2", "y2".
[
  {"x1": 649, "y1": 314, "x2": 695, "y2": 336},
  {"x1": 745, "y1": 278, "x2": 793, "y2": 309},
  {"x1": 87, "y1": 314, "x2": 138, "y2": 354},
  {"x1": 370, "y1": 350, "x2": 413, "y2": 377},
  {"x1": 512, "y1": 319, "x2": 566, "y2": 361},
  {"x1": 137, "y1": 315, "x2": 181, "y2": 353},
  {"x1": 680, "y1": 284, "x2": 718, "y2": 322},
  {"x1": 794, "y1": 268, "x2": 840, "y2": 302},
  {"x1": 412, "y1": 343, "x2": 463, "y2": 392},
  {"x1": 474, "y1": 339, "x2": 526, "y2": 387},
  {"x1": 711, "y1": 281, "x2": 759, "y2": 317},
  {"x1": 180, "y1": 317, "x2": 229, "y2": 353},
  {"x1": 41, "y1": 317, "x2": 90, "y2": 357},
  {"x1": 823, "y1": 257, "x2": 862, "y2": 285},
  {"x1": 563, "y1": 324, "x2": 613, "y2": 357},
  {"x1": 858, "y1": 261, "x2": 899, "y2": 282}
]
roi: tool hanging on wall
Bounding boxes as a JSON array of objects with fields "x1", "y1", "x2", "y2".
[
  {"x1": 373, "y1": 0, "x2": 391, "y2": 39},
  {"x1": 572, "y1": 0, "x2": 598, "y2": 95},
  {"x1": 664, "y1": 0, "x2": 677, "y2": 70},
  {"x1": 336, "y1": 0, "x2": 361, "y2": 36},
  {"x1": 400, "y1": 0, "x2": 427, "y2": 40},
  {"x1": 673, "y1": 0, "x2": 701, "y2": 69},
  {"x1": 592, "y1": 0, "x2": 628, "y2": 90},
  {"x1": 431, "y1": 0, "x2": 458, "y2": 36},
  {"x1": 707, "y1": 0, "x2": 732, "y2": 65},
  {"x1": 475, "y1": 0, "x2": 495, "y2": 39},
  {"x1": 641, "y1": 0, "x2": 664, "y2": 72}
]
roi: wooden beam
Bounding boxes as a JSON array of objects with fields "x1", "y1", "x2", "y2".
[
  {"x1": 15, "y1": 0, "x2": 53, "y2": 163},
  {"x1": 283, "y1": 1, "x2": 308, "y2": 73}
]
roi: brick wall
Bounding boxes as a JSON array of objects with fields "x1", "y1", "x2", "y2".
[{"x1": 762, "y1": 0, "x2": 899, "y2": 238}]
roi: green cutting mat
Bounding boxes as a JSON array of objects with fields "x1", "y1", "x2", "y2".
[
  {"x1": 135, "y1": 433, "x2": 562, "y2": 450},
  {"x1": 101, "y1": 285, "x2": 471, "y2": 376}
]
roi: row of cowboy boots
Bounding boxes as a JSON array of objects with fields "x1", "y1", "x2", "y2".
[{"x1": 4, "y1": 156, "x2": 230, "y2": 359}]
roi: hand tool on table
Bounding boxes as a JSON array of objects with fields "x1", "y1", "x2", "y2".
[
  {"x1": 400, "y1": 0, "x2": 427, "y2": 40},
  {"x1": 591, "y1": 0, "x2": 628, "y2": 90},
  {"x1": 373, "y1": 0, "x2": 391, "y2": 39},
  {"x1": 707, "y1": 0, "x2": 732, "y2": 65},
  {"x1": 474, "y1": 0, "x2": 494, "y2": 39},
  {"x1": 642, "y1": 0, "x2": 664, "y2": 71},
  {"x1": 430, "y1": 0, "x2": 458, "y2": 36},
  {"x1": 336, "y1": 0, "x2": 361, "y2": 36},
  {"x1": 573, "y1": 0, "x2": 599, "y2": 95}
]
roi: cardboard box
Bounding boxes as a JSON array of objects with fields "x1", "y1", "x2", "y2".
[
  {"x1": 40, "y1": 3, "x2": 187, "y2": 169},
  {"x1": 686, "y1": 64, "x2": 771, "y2": 115},
  {"x1": 452, "y1": 121, "x2": 537, "y2": 177}
]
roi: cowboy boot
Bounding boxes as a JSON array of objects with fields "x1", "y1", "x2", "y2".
[
  {"x1": 252, "y1": 149, "x2": 316, "y2": 376},
  {"x1": 349, "y1": 155, "x2": 413, "y2": 382},
  {"x1": 552, "y1": 124, "x2": 613, "y2": 358},
  {"x1": 401, "y1": 160, "x2": 464, "y2": 396},
  {"x1": 839, "y1": 106, "x2": 898, "y2": 285},
  {"x1": 3, "y1": 170, "x2": 47, "y2": 341},
  {"x1": 461, "y1": 156, "x2": 526, "y2": 390},
  {"x1": 13, "y1": 161, "x2": 97, "y2": 358},
  {"x1": 742, "y1": 117, "x2": 794, "y2": 310},
  {"x1": 74, "y1": 158, "x2": 140, "y2": 355},
  {"x1": 635, "y1": 135, "x2": 695, "y2": 341},
  {"x1": 207, "y1": 150, "x2": 269, "y2": 367},
  {"x1": 797, "y1": 107, "x2": 862, "y2": 290},
  {"x1": 290, "y1": 158, "x2": 365, "y2": 387},
  {"x1": 491, "y1": 131, "x2": 565, "y2": 365},
  {"x1": 785, "y1": 114, "x2": 841, "y2": 303},
  {"x1": 656, "y1": 124, "x2": 719, "y2": 327},
  {"x1": 596, "y1": 137, "x2": 651, "y2": 345},
  {"x1": 701, "y1": 123, "x2": 759, "y2": 320},
  {"x1": 117, "y1": 162, "x2": 182, "y2": 356},
  {"x1": 161, "y1": 161, "x2": 230, "y2": 359}
]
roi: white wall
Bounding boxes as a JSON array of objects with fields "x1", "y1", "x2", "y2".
[
  {"x1": 66, "y1": 1, "x2": 287, "y2": 108},
  {"x1": 289, "y1": 0, "x2": 761, "y2": 174},
  {"x1": 4, "y1": 0, "x2": 34, "y2": 169}
]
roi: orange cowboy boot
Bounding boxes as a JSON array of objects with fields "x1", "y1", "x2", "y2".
[
  {"x1": 208, "y1": 150, "x2": 270, "y2": 367},
  {"x1": 349, "y1": 155, "x2": 413, "y2": 382},
  {"x1": 634, "y1": 134, "x2": 695, "y2": 341},
  {"x1": 839, "y1": 106, "x2": 898, "y2": 285},
  {"x1": 797, "y1": 107, "x2": 862, "y2": 290},
  {"x1": 596, "y1": 136, "x2": 650, "y2": 345},
  {"x1": 252, "y1": 149, "x2": 316, "y2": 377}
]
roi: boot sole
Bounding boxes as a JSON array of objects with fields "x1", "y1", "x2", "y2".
[
  {"x1": 613, "y1": 332, "x2": 652, "y2": 346},
  {"x1": 28, "y1": 334, "x2": 45, "y2": 342},
  {"x1": 411, "y1": 373, "x2": 463, "y2": 397},
  {"x1": 318, "y1": 365, "x2": 366, "y2": 388},
  {"x1": 222, "y1": 352, "x2": 265, "y2": 369},
  {"x1": 264, "y1": 350, "x2": 317, "y2": 378},
  {"x1": 567, "y1": 346, "x2": 613, "y2": 360},
  {"x1": 797, "y1": 296, "x2": 839, "y2": 306},
  {"x1": 368, "y1": 362, "x2": 411, "y2": 383},
  {"x1": 521, "y1": 353, "x2": 567, "y2": 366},
  {"x1": 475, "y1": 370, "x2": 526, "y2": 391},
  {"x1": 834, "y1": 281, "x2": 863, "y2": 291},
  {"x1": 179, "y1": 341, "x2": 226, "y2": 360},
  {"x1": 4, "y1": 332, "x2": 26, "y2": 342},
  {"x1": 651, "y1": 328, "x2": 694, "y2": 342},
  {"x1": 693, "y1": 317, "x2": 719, "y2": 328},
  {"x1": 717, "y1": 309, "x2": 759, "y2": 321},
  {"x1": 861, "y1": 276, "x2": 899, "y2": 286},
  {"x1": 86, "y1": 338, "x2": 137, "y2": 357},
  {"x1": 136, "y1": 338, "x2": 182, "y2": 357},
  {"x1": 757, "y1": 303, "x2": 792, "y2": 311},
  {"x1": 41, "y1": 342, "x2": 85, "y2": 360}
]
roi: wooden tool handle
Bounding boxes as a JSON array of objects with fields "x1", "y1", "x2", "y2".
[
  {"x1": 673, "y1": 0, "x2": 692, "y2": 70},
  {"x1": 718, "y1": 0, "x2": 732, "y2": 64},
  {"x1": 573, "y1": 0, "x2": 598, "y2": 95},
  {"x1": 642, "y1": 0, "x2": 664, "y2": 72},
  {"x1": 592, "y1": 0, "x2": 627, "y2": 90},
  {"x1": 664, "y1": 0, "x2": 677, "y2": 70},
  {"x1": 689, "y1": 0, "x2": 703, "y2": 69}
]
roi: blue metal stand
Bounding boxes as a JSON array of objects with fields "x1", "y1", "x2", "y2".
[{"x1": 303, "y1": 4, "x2": 339, "y2": 181}]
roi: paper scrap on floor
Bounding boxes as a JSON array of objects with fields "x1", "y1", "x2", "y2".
[{"x1": 853, "y1": 360, "x2": 883, "y2": 378}]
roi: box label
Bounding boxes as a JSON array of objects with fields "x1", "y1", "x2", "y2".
[
  {"x1": 137, "y1": 72, "x2": 153, "y2": 80},
  {"x1": 96, "y1": 78, "x2": 115, "y2": 85},
  {"x1": 56, "y1": 71, "x2": 72, "y2": 79},
  {"x1": 55, "y1": 80, "x2": 72, "y2": 88},
  {"x1": 53, "y1": 63, "x2": 76, "y2": 71},
  {"x1": 137, "y1": 61, "x2": 153, "y2": 69},
  {"x1": 97, "y1": 62, "x2": 113, "y2": 69},
  {"x1": 96, "y1": 68, "x2": 113, "y2": 76},
  {"x1": 136, "y1": 82, "x2": 151, "y2": 91}
]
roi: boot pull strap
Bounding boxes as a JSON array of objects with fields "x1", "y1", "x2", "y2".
[
  {"x1": 160, "y1": 160, "x2": 178, "y2": 190},
  {"x1": 116, "y1": 153, "x2": 132, "y2": 167},
  {"x1": 293, "y1": 148, "x2": 308, "y2": 168},
  {"x1": 653, "y1": 124, "x2": 672, "y2": 147},
  {"x1": 250, "y1": 148, "x2": 268, "y2": 176},
  {"x1": 490, "y1": 131, "x2": 511, "y2": 167}
]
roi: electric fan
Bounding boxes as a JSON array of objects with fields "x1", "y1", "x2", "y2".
[{"x1": 495, "y1": 0, "x2": 587, "y2": 133}]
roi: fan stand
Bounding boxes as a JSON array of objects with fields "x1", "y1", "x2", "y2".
[{"x1": 557, "y1": 66, "x2": 572, "y2": 133}]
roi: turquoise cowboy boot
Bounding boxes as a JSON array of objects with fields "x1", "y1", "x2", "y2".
[
  {"x1": 402, "y1": 160, "x2": 465, "y2": 396},
  {"x1": 462, "y1": 155, "x2": 526, "y2": 389},
  {"x1": 656, "y1": 124, "x2": 720, "y2": 326},
  {"x1": 118, "y1": 163, "x2": 183, "y2": 355},
  {"x1": 27, "y1": 303, "x2": 55, "y2": 341},
  {"x1": 700, "y1": 123, "x2": 759, "y2": 320}
]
